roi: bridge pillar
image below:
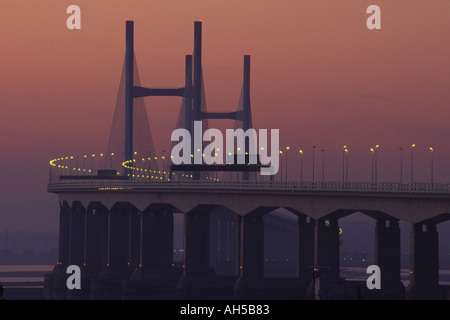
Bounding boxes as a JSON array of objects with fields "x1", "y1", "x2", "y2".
[
  {"x1": 91, "y1": 203, "x2": 140, "y2": 299},
  {"x1": 374, "y1": 219, "x2": 403, "y2": 299},
  {"x1": 65, "y1": 202, "x2": 89, "y2": 300},
  {"x1": 316, "y1": 217, "x2": 340, "y2": 279},
  {"x1": 407, "y1": 223, "x2": 441, "y2": 299},
  {"x1": 297, "y1": 216, "x2": 315, "y2": 287},
  {"x1": 45, "y1": 202, "x2": 71, "y2": 300},
  {"x1": 58, "y1": 202, "x2": 71, "y2": 266},
  {"x1": 183, "y1": 206, "x2": 212, "y2": 277},
  {"x1": 69, "y1": 202, "x2": 86, "y2": 267},
  {"x1": 234, "y1": 209, "x2": 308, "y2": 299},
  {"x1": 177, "y1": 205, "x2": 238, "y2": 299},
  {"x1": 84, "y1": 205, "x2": 109, "y2": 276},
  {"x1": 107, "y1": 204, "x2": 140, "y2": 275},
  {"x1": 315, "y1": 217, "x2": 344, "y2": 299},
  {"x1": 140, "y1": 207, "x2": 174, "y2": 274},
  {"x1": 123, "y1": 205, "x2": 179, "y2": 299},
  {"x1": 239, "y1": 214, "x2": 264, "y2": 279}
]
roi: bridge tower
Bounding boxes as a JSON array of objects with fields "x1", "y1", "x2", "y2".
[{"x1": 123, "y1": 20, "x2": 253, "y2": 180}]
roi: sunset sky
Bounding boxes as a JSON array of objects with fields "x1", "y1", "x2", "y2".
[{"x1": 1, "y1": 0, "x2": 450, "y2": 231}]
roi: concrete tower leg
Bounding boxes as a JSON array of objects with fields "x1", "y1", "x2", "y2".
[
  {"x1": 91, "y1": 204, "x2": 139, "y2": 299},
  {"x1": 374, "y1": 219, "x2": 403, "y2": 299},
  {"x1": 316, "y1": 218, "x2": 340, "y2": 279},
  {"x1": 45, "y1": 202, "x2": 71, "y2": 300},
  {"x1": 192, "y1": 20, "x2": 202, "y2": 181},
  {"x1": 242, "y1": 55, "x2": 251, "y2": 181},
  {"x1": 184, "y1": 206, "x2": 211, "y2": 277},
  {"x1": 108, "y1": 206, "x2": 132, "y2": 276},
  {"x1": 84, "y1": 205, "x2": 109, "y2": 276},
  {"x1": 178, "y1": 205, "x2": 236, "y2": 299},
  {"x1": 124, "y1": 205, "x2": 178, "y2": 299},
  {"x1": 66, "y1": 202, "x2": 88, "y2": 299},
  {"x1": 315, "y1": 217, "x2": 343, "y2": 299},
  {"x1": 234, "y1": 212, "x2": 264, "y2": 299},
  {"x1": 141, "y1": 208, "x2": 174, "y2": 274},
  {"x1": 177, "y1": 205, "x2": 211, "y2": 298},
  {"x1": 69, "y1": 202, "x2": 86, "y2": 267},
  {"x1": 297, "y1": 216, "x2": 315, "y2": 292},
  {"x1": 234, "y1": 209, "x2": 310, "y2": 299},
  {"x1": 240, "y1": 214, "x2": 264, "y2": 279},
  {"x1": 59, "y1": 202, "x2": 71, "y2": 266},
  {"x1": 406, "y1": 223, "x2": 442, "y2": 299}
]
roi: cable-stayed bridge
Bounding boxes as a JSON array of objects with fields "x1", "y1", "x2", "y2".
[{"x1": 45, "y1": 20, "x2": 450, "y2": 300}]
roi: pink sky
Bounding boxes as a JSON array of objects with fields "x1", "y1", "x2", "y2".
[{"x1": 1, "y1": 1, "x2": 450, "y2": 231}]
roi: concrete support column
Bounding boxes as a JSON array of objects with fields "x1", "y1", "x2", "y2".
[
  {"x1": 239, "y1": 214, "x2": 264, "y2": 278},
  {"x1": 297, "y1": 216, "x2": 315, "y2": 285},
  {"x1": 85, "y1": 206, "x2": 109, "y2": 276},
  {"x1": 408, "y1": 222, "x2": 440, "y2": 298},
  {"x1": 375, "y1": 219, "x2": 401, "y2": 289},
  {"x1": 107, "y1": 204, "x2": 140, "y2": 278},
  {"x1": 69, "y1": 202, "x2": 86, "y2": 266},
  {"x1": 316, "y1": 217, "x2": 340, "y2": 279},
  {"x1": 58, "y1": 202, "x2": 71, "y2": 266},
  {"x1": 184, "y1": 206, "x2": 211, "y2": 276},
  {"x1": 141, "y1": 208, "x2": 174, "y2": 276}
]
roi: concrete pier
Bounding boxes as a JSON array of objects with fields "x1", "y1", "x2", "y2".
[{"x1": 407, "y1": 222, "x2": 442, "y2": 299}]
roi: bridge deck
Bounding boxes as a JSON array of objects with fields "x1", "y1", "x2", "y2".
[{"x1": 48, "y1": 179, "x2": 450, "y2": 197}]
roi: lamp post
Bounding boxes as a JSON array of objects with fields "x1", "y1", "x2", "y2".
[
  {"x1": 344, "y1": 147, "x2": 349, "y2": 182},
  {"x1": 411, "y1": 144, "x2": 416, "y2": 183},
  {"x1": 285, "y1": 146, "x2": 290, "y2": 181},
  {"x1": 110, "y1": 152, "x2": 114, "y2": 170},
  {"x1": 375, "y1": 145, "x2": 380, "y2": 182},
  {"x1": 370, "y1": 148, "x2": 375, "y2": 182},
  {"x1": 83, "y1": 155, "x2": 87, "y2": 175},
  {"x1": 91, "y1": 154, "x2": 96, "y2": 175},
  {"x1": 162, "y1": 150, "x2": 166, "y2": 181},
  {"x1": 321, "y1": 149, "x2": 325, "y2": 182},
  {"x1": 312, "y1": 146, "x2": 316, "y2": 182},
  {"x1": 429, "y1": 147, "x2": 434, "y2": 183},
  {"x1": 279, "y1": 150, "x2": 283, "y2": 181},
  {"x1": 398, "y1": 147, "x2": 403, "y2": 183},
  {"x1": 342, "y1": 145, "x2": 347, "y2": 182},
  {"x1": 299, "y1": 149, "x2": 303, "y2": 181}
]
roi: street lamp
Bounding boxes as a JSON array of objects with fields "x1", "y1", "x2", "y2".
[
  {"x1": 110, "y1": 152, "x2": 114, "y2": 169},
  {"x1": 342, "y1": 145, "x2": 347, "y2": 182},
  {"x1": 398, "y1": 147, "x2": 403, "y2": 183},
  {"x1": 321, "y1": 149, "x2": 325, "y2": 182},
  {"x1": 285, "y1": 146, "x2": 290, "y2": 181},
  {"x1": 312, "y1": 146, "x2": 317, "y2": 182},
  {"x1": 344, "y1": 148, "x2": 349, "y2": 182},
  {"x1": 162, "y1": 150, "x2": 166, "y2": 181},
  {"x1": 91, "y1": 154, "x2": 95, "y2": 175},
  {"x1": 370, "y1": 148, "x2": 375, "y2": 182},
  {"x1": 411, "y1": 144, "x2": 416, "y2": 183},
  {"x1": 279, "y1": 150, "x2": 283, "y2": 181},
  {"x1": 83, "y1": 155, "x2": 87, "y2": 175},
  {"x1": 299, "y1": 149, "x2": 303, "y2": 181},
  {"x1": 375, "y1": 145, "x2": 380, "y2": 182},
  {"x1": 429, "y1": 147, "x2": 434, "y2": 183}
]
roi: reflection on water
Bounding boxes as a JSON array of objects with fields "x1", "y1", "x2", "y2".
[
  {"x1": 0, "y1": 265, "x2": 54, "y2": 272},
  {"x1": 0, "y1": 265, "x2": 53, "y2": 288}
]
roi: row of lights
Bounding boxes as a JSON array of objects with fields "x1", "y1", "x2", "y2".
[
  {"x1": 50, "y1": 152, "x2": 220, "y2": 181},
  {"x1": 50, "y1": 143, "x2": 436, "y2": 183},
  {"x1": 280, "y1": 143, "x2": 436, "y2": 183}
]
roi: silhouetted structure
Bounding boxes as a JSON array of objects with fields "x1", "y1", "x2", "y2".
[{"x1": 45, "y1": 20, "x2": 450, "y2": 300}]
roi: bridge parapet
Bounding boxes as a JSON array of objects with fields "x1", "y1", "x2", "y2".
[{"x1": 48, "y1": 179, "x2": 450, "y2": 196}]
